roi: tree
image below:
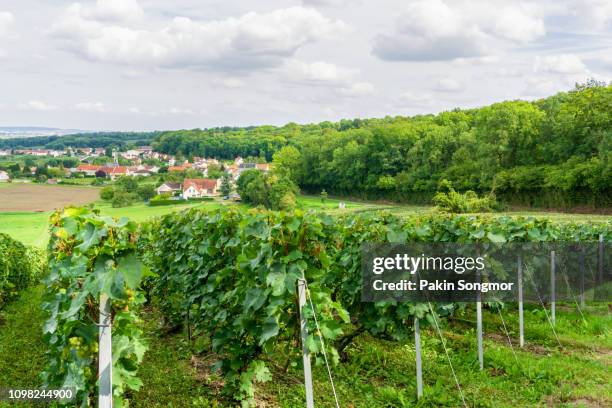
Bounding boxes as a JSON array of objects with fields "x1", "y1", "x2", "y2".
[
  {"x1": 105, "y1": 146, "x2": 113, "y2": 157},
  {"x1": 137, "y1": 184, "x2": 156, "y2": 201},
  {"x1": 236, "y1": 169, "x2": 268, "y2": 207},
  {"x1": 100, "y1": 186, "x2": 115, "y2": 200},
  {"x1": 206, "y1": 164, "x2": 223, "y2": 179},
  {"x1": 272, "y1": 145, "x2": 302, "y2": 184},
  {"x1": 220, "y1": 173, "x2": 232, "y2": 197},
  {"x1": 116, "y1": 176, "x2": 138, "y2": 192},
  {"x1": 111, "y1": 191, "x2": 139, "y2": 208}
]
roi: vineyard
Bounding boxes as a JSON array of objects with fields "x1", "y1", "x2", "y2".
[{"x1": 7, "y1": 206, "x2": 601, "y2": 407}]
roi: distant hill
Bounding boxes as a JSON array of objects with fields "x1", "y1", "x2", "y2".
[{"x1": 0, "y1": 127, "x2": 91, "y2": 139}]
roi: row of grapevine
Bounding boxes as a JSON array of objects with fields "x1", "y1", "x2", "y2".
[
  {"x1": 42, "y1": 208, "x2": 148, "y2": 407},
  {"x1": 40, "y1": 206, "x2": 609, "y2": 406},
  {"x1": 140, "y1": 207, "x2": 610, "y2": 405},
  {"x1": 0, "y1": 232, "x2": 46, "y2": 309}
]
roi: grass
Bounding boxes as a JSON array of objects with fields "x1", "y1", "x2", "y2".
[
  {"x1": 0, "y1": 200, "x2": 226, "y2": 247},
  {"x1": 0, "y1": 286, "x2": 47, "y2": 408},
  {"x1": 0, "y1": 191, "x2": 609, "y2": 248},
  {"x1": 1, "y1": 287, "x2": 609, "y2": 407}
]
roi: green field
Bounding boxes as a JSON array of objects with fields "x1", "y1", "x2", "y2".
[{"x1": 1, "y1": 187, "x2": 610, "y2": 247}]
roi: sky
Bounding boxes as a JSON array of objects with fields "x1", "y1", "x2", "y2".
[{"x1": 0, "y1": 0, "x2": 610, "y2": 131}]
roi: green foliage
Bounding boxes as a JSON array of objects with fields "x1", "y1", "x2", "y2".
[
  {"x1": 236, "y1": 170, "x2": 299, "y2": 210},
  {"x1": 272, "y1": 145, "x2": 302, "y2": 183},
  {"x1": 100, "y1": 186, "x2": 115, "y2": 201},
  {"x1": 433, "y1": 180, "x2": 498, "y2": 213},
  {"x1": 138, "y1": 207, "x2": 609, "y2": 405},
  {"x1": 0, "y1": 233, "x2": 45, "y2": 308},
  {"x1": 140, "y1": 208, "x2": 348, "y2": 405},
  {"x1": 41, "y1": 207, "x2": 148, "y2": 407},
  {"x1": 148, "y1": 199, "x2": 184, "y2": 207},
  {"x1": 150, "y1": 83, "x2": 612, "y2": 208},
  {"x1": 320, "y1": 189, "x2": 328, "y2": 203},
  {"x1": 137, "y1": 184, "x2": 156, "y2": 201},
  {"x1": 115, "y1": 176, "x2": 138, "y2": 193},
  {"x1": 220, "y1": 172, "x2": 232, "y2": 197},
  {"x1": 112, "y1": 190, "x2": 140, "y2": 208}
]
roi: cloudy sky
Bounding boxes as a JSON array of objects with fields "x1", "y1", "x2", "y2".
[{"x1": 0, "y1": 0, "x2": 610, "y2": 131}]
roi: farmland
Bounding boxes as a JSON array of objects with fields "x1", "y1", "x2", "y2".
[
  {"x1": 0, "y1": 185, "x2": 610, "y2": 247},
  {"x1": 0, "y1": 184, "x2": 99, "y2": 212}
]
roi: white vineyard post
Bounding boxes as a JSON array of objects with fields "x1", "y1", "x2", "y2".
[
  {"x1": 598, "y1": 234, "x2": 604, "y2": 291},
  {"x1": 476, "y1": 266, "x2": 483, "y2": 370},
  {"x1": 517, "y1": 255, "x2": 524, "y2": 348},
  {"x1": 579, "y1": 247, "x2": 585, "y2": 308},
  {"x1": 98, "y1": 293, "x2": 113, "y2": 408},
  {"x1": 476, "y1": 298, "x2": 483, "y2": 370},
  {"x1": 414, "y1": 316, "x2": 423, "y2": 399},
  {"x1": 550, "y1": 251, "x2": 556, "y2": 326},
  {"x1": 297, "y1": 279, "x2": 314, "y2": 408}
]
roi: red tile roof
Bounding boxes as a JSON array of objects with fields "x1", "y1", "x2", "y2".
[
  {"x1": 183, "y1": 178, "x2": 217, "y2": 192},
  {"x1": 77, "y1": 164, "x2": 101, "y2": 171}
]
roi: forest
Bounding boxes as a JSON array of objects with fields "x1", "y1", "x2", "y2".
[
  {"x1": 154, "y1": 81, "x2": 612, "y2": 208},
  {"x1": 0, "y1": 132, "x2": 160, "y2": 150}
]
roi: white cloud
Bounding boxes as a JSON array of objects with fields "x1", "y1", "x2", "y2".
[
  {"x1": 0, "y1": 11, "x2": 14, "y2": 35},
  {"x1": 565, "y1": 0, "x2": 612, "y2": 31},
  {"x1": 398, "y1": 91, "x2": 435, "y2": 107},
  {"x1": 496, "y1": 67, "x2": 524, "y2": 77},
  {"x1": 281, "y1": 60, "x2": 373, "y2": 97},
  {"x1": 372, "y1": 0, "x2": 545, "y2": 61},
  {"x1": 84, "y1": 0, "x2": 143, "y2": 22},
  {"x1": 20, "y1": 100, "x2": 58, "y2": 111},
  {"x1": 166, "y1": 107, "x2": 196, "y2": 115},
  {"x1": 435, "y1": 78, "x2": 464, "y2": 92},
  {"x1": 73, "y1": 101, "x2": 106, "y2": 112},
  {"x1": 339, "y1": 82, "x2": 375, "y2": 97},
  {"x1": 534, "y1": 54, "x2": 588, "y2": 75},
  {"x1": 452, "y1": 55, "x2": 500, "y2": 66},
  {"x1": 220, "y1": 78, "x2": 245, "y2": 89},
  {"x1": 302, "y1": 0, "x2": 353, "y2": 7},
  {"x1": 51, "y1": 5, "x2": 347, "y2": 71},
  {"x1": 283, "y1": 60, "x2": 356, "y2": 83}
]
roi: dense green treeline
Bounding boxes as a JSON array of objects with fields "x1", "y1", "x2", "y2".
[
  {"x1": 0, "y1": 132, "x2": 160, "y2": 150},
  {"x1": 154, "y1": 82, "x2": 612, "y2": 208}
]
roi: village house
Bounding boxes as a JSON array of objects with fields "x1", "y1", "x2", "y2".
[
  {"x1": 168, "y1": 163, "x2": 192, "y2": 172},
  {"x1": 121, "y1": 150, "x2": 141, "y2": 160},
  {"x1": 105, "y1": 166, "x2": 130, "y2": 180},
  {"x1": 256, "y1": 163, "x2": 271, "y2": 172},
  {"x1": 156, "y1": 182, "x2": 182, "y2": 196},
  {"x1": 182, "y1": 178, "x2": 220, "y2": 198},
  {"x1": 0, "y1": 170, "x2": 10, "y2": 182},
  {"x1": 76, "y1": 164, "x2": 102, "y2": 176}
]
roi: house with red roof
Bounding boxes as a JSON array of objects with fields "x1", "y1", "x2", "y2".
[
  {"x1": 76, "y1": 164, "x2": 102, "y2": 176},
  {"x1": 182, "y1": 178, "x2": 220, "y2": 198}
]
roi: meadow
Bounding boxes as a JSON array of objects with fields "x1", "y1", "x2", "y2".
[{"x1": 0, "y1": 184, "x2": 610, "y2": 247}]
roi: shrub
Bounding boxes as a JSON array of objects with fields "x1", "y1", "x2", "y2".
[
  {"x1": 433, "y1": 180, "x2": 497, "y2": 213},
  {"x1": 148, "y1": 199, "x2": 186, "y2": 206},
  {"x1": 137, "y1": 184, "x2": 156, "y2": 201},
  {"x1": 100, "y1": 186, "x2": 115, "y2": 200},
  {"x1": 0, "y1": 234, "x2": 45, "y2": 308},
  {"x1": 111, "y1": 190, "x2": 139, "y2": 208}
]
